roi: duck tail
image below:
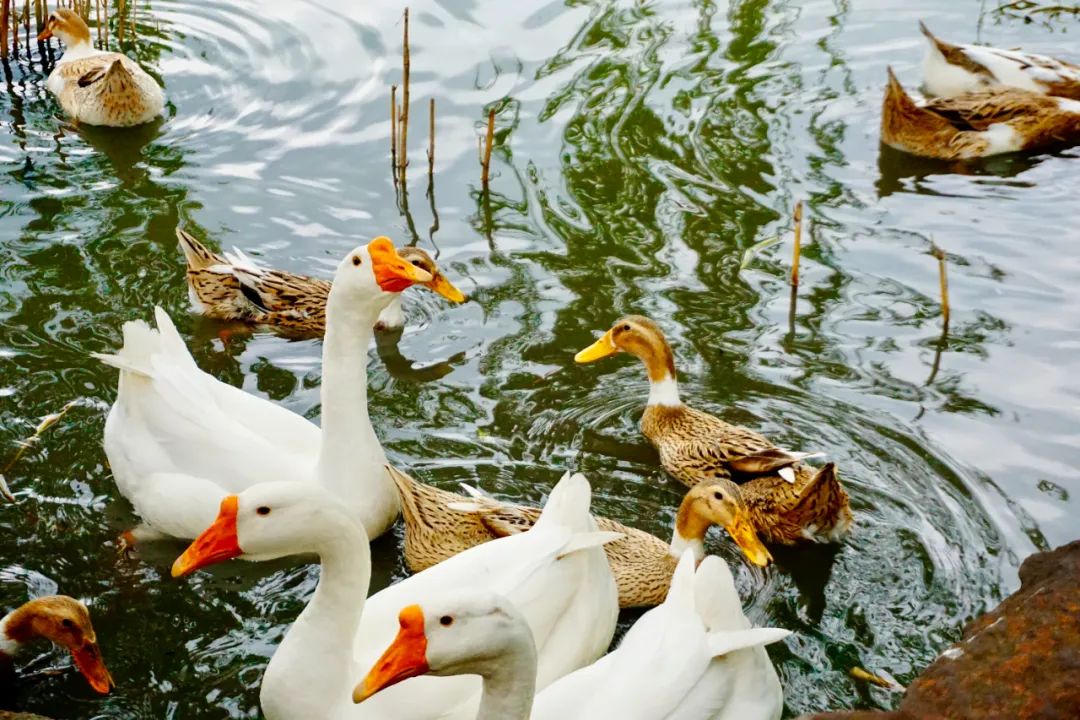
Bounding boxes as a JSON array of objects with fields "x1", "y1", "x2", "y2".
[
  {"x1": 532, "y1": 471, "x2": 594, "y2": 532},
  {"x1": 793, "y1": 462, "x2": 852, "y2": 539},
  {"x1": 176, "y1": 228, "x2": 225, "y2": 271},
  {"x1": 881, "y1": 67, "x2": 955, "y2": 150},
  {"x1": 91, "y1": 318, "x2": 159, "y2": 379},
  {"x1": 918, "y1": 20, "x2": 958, "y2": 60},
  {"x1": 692, "y1": 555, "x2": 745, "y2": 632},
  {"x1": 706, "y1": 627, "x2": 792, "y2": 658},
  {"x1": 103, "y1": 58, "x2": 135, "y2": 91},
  {"x1": 386, "y1": 464, "x2": 428, "y2": 529}
]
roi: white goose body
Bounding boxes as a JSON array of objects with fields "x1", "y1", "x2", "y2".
[
  {"x1": 173, "y1": 472, "x2": 620, "y2": 720},
  {"x1": 95, "y1": 239, "x2": 431, "y2": 542}
]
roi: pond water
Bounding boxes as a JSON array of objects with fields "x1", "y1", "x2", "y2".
[{"x1": 1, "y1": 0, "x2": 1077, "y2": 717}]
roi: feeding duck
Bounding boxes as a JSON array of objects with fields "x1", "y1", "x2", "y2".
[
  {"x1": 0, "y1": 596, "x2": 112, "y2": 696},
  {"x1": 93, "y1": 238, "x2": 434, "y2": 549},
  {"x1": 881, "y1": 66, "x2": 1080, "y2": 160},
  {"x1": 176, "y1": 228, "x2": 465, "y2": 335},
  {"x1": 390, "y1": 465, "x2": 772, "y2": 609},
  {"x1": 355, "y1": 550, "x2": 790, "y2": 720},
  {"x1": 38, "y1": 8, "x2": 164, "y2": 127},
  {"x1": 574, "y1": 315, "x2": 852, "y2": 547},
  {"x1": 919, "y1": 21, "x2": 1080, "y2": 100},
  {"x1": 172, "y1": 473, "x2": 619, "y2": 720}
]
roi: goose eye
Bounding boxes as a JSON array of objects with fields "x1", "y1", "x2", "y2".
[
  {"x1": 439, "y1": 615, "x2": 454, "y2": 627},
  {"x1": 352, "y1": 255, "x2": 362, "y2": 267},
  {"x1": 256, "y1": 506, "x2": 271, "y2": 516},
  {"x1": 61, "y1": 618, "x2": 75, "y2": 629}
]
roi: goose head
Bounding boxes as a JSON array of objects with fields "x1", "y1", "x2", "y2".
[
  {"x1": 353, "y1": 591, "x2": 535, "y2": 703},
  {"x1": 37, "y1": 8, "x2": 92, "y2": 47},
  {"x1": 171, "y1": 483, "x2": 366, "y2": 577},
  {"x1": 0, "y1": 595, "x2": 113, "y2": 694},
  {"x1": 674, "y1": 482, "x2": 772, "y2": 568},
  {"x1": 331, "y1": 237, "x2": 434, "y2": 311}
]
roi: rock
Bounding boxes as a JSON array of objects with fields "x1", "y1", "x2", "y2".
[{"x1": 802, "y1": 539, "x2": 1080, "y2": 720}]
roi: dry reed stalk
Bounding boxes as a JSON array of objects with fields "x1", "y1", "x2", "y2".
[
  {"x1": 790, "y1": 200, "x2": 803, "y2": 287},
  {"x1": 2, "y1": 0, "x2": 10, "y2": 60},
  {"x1": 93, "y1": 0, "x2": 100, "y2": 48},
  {"x1": 32, "y1": 0, "x2": 40, "y2": 37},
  {"x1": 398, "y1": 7, "x2": 410, "y2": 181},
  {"x1": 1, "y1": 400, "x2": 81, "y2": 477},
  {"x1": 117, "y1": 0, "x2": 124, "y2": 43},
  {"x1": 932, "y1": 245, "x2": 949, "y2": 329},
  {"x1": 481, "y1": 108, "x2": 495, "y2": 187},
  {"x1": 390, "y1": 85, "x2": 398, "y2": 169},
  {"x1": 427, "y1": 97, "x2": 435, "y2": 176}
]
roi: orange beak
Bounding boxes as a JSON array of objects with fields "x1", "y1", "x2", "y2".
[
  {"x1": 37, "y1": 24, "x2": 53, "y2": 41},
  {"x1": 725, "y1": 512, "x2": 773, "y2": 568},
  {"x1": 171, "y1": 496, "x2": 242, "y2": 578},
  {"x1": 369, "y1": 237, "x2": 433, "y2": 293},
  {"x1": 424, "y1": 271, "x2": 466, "y2": 304},
  {"x1": 352, "y1": 605, "x2": 429, "y2": 703},
  {"x1": 70, "y1": 641, "x2": 113, "y2": 694}
]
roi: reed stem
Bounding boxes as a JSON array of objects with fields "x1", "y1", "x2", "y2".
[
  {"x1": 932, "y1": 245, "x2": 949, "y2": 329},
  {"x1": 481, "y1": 108, "x2": 495, "y2": 187},
  {"x1": 390, "y1": 85, "x2": 398, "y2": 170},
  {"x1": 790, "y1": 199, "x2": 803, "y2": 288},
  {"x1": 398, "y1": 7, "x2": 410, "y2": 182},
  {"x1": 2, "y1": 0, "x2": 10, "y2": 60}
]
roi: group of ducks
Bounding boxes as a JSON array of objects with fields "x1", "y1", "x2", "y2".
[
  {"x1": 6, "y1": 7, "x2": 1070, "y2": 720},
  {"x1": 883, "y1": 23, "x2": 1080, "y2": 160}
]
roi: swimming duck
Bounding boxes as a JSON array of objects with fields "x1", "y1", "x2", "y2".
[
  {"x1": 355, "y1": 550, "x2": 790, "y2": 720},
  {"x1": 881, "y1": 67, "x2": 1080, "y2": 160},
  {"x1": 919, "y1": 21, "x2": 1080, "y2": 100},
  {"x1": 38, "y1": 8, "x2": 164, "y2": 127},
  {"x1": 390, "y1": 465, "x2": 772, "y2": 609},
  {"x1": 176, "y1": 228, "x2": 465, "y2": 335},
  {"x1": 172, "y1": 472, "x2": 619, "y2": 720},
  {"x1": 574, "y1": 315, "x2": 852, "y2": 546},
  {"x1": 0, "y1": 596, "x2": 112, "y2": 696},
  {"x1": 93, "y1": 238, "x2": 432, "y2": 548}
]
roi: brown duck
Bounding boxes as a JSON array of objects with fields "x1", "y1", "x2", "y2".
[
  {"x1": 881, "y1": 66, "x2": 1080, "y2": 160},
  {"x1": 388, "y1": 465, "x2": 771, "y2": 609},
  {"x1": 176, "y1": 228, "x2": 465, "y2": 335},
  {"x1": 574, "y1": 315, "x2": 852, "y2": 549}
]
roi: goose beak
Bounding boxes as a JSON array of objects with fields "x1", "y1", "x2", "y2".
[
  {"x1": 353, "y1": 605, "x2": 429, "y2": 703},
  {"x1": 724, "y1": 513, "x2": 773, "y2": 567},
  {"x1": 172, "y1": 496, "x2": 242, "y2": 577},
  {"x1": 70, "y1": 641, "x2": 114, "y2": 694},
  {"x1": 369, "y1": 238, "x2": 433, "y2": 292},
  {"x1": 574, "y1": 329, "x2": 618, "y2": 363},
  {"x1": 425, "y1": 271, "x2": 466, "y2": 304}
]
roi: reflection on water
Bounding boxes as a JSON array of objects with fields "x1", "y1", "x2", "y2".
[{"x1": 1, "y1": 0, "x2": 1078, "y2": 717}]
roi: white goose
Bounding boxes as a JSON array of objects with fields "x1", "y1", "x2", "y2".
[
  {"x1": 920, "y1": 21, "x2": 1080, "y2": 100},
  {"x1": 93, "y1": 238, "x2": 431, "y2": 545},
  {"x1": 171, "y1": 472, "x2": 620, "y2": 720},
  {"x1": 356, "y1": 550, "x2": 790, "y2": 719}
]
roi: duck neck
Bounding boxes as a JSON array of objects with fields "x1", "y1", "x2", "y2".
[
  {"x1": 261, "y1": 522, "x2": 372, "y2": 720},
  {"x1": 59, "y1": 38, "x2": 95, "y2": 61},
  {"x1": 474, "y1": 637, "x2": 537, "y2": 720},
  {"x1": 640, "y1": 339, "x2": 681, "y2": 407},
  {"x1": 316, "y1": 286, "x2": 398, "y2": 536},
  {"x1": 0, "y1": 612, "x2": 23, "y2": 659},
  {"x1": 669, "y1": 501, "x2": 707, "y2": 562}
]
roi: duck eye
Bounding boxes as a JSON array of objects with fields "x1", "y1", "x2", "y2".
[
  {"x1": 61, "y1": 618, "x2": 75, "y2": 629},
  {"x1": 439, "y1": 615, "x2": 454, "y2": 627},
  {"x1": 256, "y1": 506, "x2": 271, "y2": 516},
  {"x1": 712, "y1": 490, "x2": 724, "y2": 501},
  {"x1": 621, "y1": 324, "x2": 631, "y2": 332},
  {"x1": 352, "y1": 255, "x2": 362, "y2": 266}
]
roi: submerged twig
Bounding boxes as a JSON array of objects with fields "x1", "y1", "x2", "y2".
[
  {"x1": 481, "y1": 108, "x2": 495, "y2": 188},
  {"x1": 1, "y1": 399, "x2": 82, "y2": 477},
  {"x1": 0, "y1": 474, "x2": 13, "y2": 502},
  {"x1": 850, "y1": 666, "x2": 905, "y2": 691}
]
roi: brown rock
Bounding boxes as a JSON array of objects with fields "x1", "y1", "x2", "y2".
[{"x1": 803, "y1": 539, "x2": 1080, "y2": 720}]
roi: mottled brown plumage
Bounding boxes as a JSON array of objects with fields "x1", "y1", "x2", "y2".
[
  {"x1": 389, "y1": 466, "x2": 754, "y2": 608},
  {"x1": 576, "y1": 315, "x2": 853, "y2": 548},
  {"x1": 881, "y1": 66, "x2": 1080, "y2": 160},
  {"x1": 176, "y1": 228, "x2": 464, "y2": 335}
]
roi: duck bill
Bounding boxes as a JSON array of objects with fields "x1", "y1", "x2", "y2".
[
  {"x1": 424, "y1": 272, "x2": 466, "y2": 304},
  {"x1": 574, "y1": 329, "x2": 617, "y2": 363},
  {"x1": 37, "y1": 26, "x2": 53, "y2": 41},
  {"x1": 171, "y1": 496, "x2": 242, "y2": 578},
  {"x1": 353, "y1": 605, "x2": 429, "y2": 704},
  {"x1": 369, "y1": 237, "x2": 433, "y2": 293},
  {"x1": 725, "y1": 514, "x2": 773, "y2": 567},
  {"x1": 70, "y1": 642, "x2": 113, "y2": 695}
]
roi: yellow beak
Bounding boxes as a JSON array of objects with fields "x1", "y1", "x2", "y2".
[
  {"x1": 574, "y1": 329, "x2": 618, "y2": 363},
  {"x1": 425, "y1": 272, "x2": 466, "y2": 304},
  {"x1": 724, "y1": 513, "x2": 773, "y2": 567}
]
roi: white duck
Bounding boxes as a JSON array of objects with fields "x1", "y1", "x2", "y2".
[
  {"x1": 919, "y1": 21, "x2": 1080, "y2": 100},
  {"x1": 93, "y1": 238, "x2": 431, "y2": 546},
  {"x1": 171, "y1": 472, "x2": 620, "y2": 720},
  {"x1": 38, "y1": 8, "x2": 165, "y2": 126},
  {"x1": 356, "y1": 550, "x2": 789, "y2": 719}
]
